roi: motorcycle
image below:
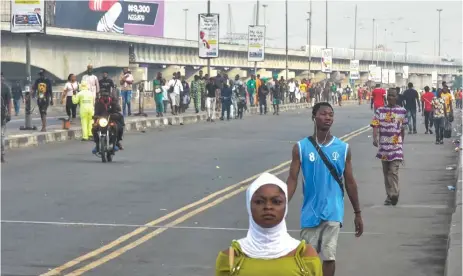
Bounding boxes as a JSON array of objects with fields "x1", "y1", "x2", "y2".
[{"x1": 94, "y1": 116, "x2": 118, "y2": 163}]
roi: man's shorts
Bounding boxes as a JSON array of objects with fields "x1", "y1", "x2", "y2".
[
  {"x1": 301, "y1": 221, "x2": 341, "y2": 261},
  {"x1": 37, "y1": 99, "x2": 49, "y2": 116}
]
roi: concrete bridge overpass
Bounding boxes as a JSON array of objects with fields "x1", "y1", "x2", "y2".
[{"x1": 1, "y1": 22, "x2": 461, "y2": 87}]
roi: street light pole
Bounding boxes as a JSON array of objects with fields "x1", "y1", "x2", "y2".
[
  {"x1": 371, "y1": 18, "x2": 375, "y2": 63},
  {"x1": 437, "y1": 9, "x2": 443, "y2": 57},
  {"x1": 262, "y1": 4, "x2": 268, "y2": 27},
  {"x1": 254, "y1": 0, "x2": 260, "y2": 75},
  {"x1": 207, "y1": 0, "x2": 211, "y2": 77},
  {"x1": 308, "y1": 0, "x2": 312, "y2": 75},
  {"x1": 325, "y1": 0, "x2": 328, "y2": 49},
  {"x1": 395, "y1": 41, "x2": 418, "y2": 63},
  {"x1": 285, "y1": 0, "x2": 288, "y2": 80},
  {"x1": 20, "y1": 33, "x2": 36, "y2": 130},
  {"x1": 353, "y1": 4, "x2": 357, "y2": 60},
  {"x1": 183, "y1": 9, "x2": 189, "y2": 40}
]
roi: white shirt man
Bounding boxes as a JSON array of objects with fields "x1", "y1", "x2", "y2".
[
  {"x1": 288, "y1": 81, "x2": 296, "y2": 93},
  {"x1": 81, "y1": 73, "x2": 99, "y2": 98},
  {"x1": 167, "y1": 77, "x2": 183, "y2": 114}
]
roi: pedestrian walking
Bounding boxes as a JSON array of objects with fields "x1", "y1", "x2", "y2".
[
  {"x1": 180, "y1": 76, "x2": 190, "y2": 113},
  {"x1": 220, "y1": 81, "x2": 232, "y2": 121},
  {"x1": 371, "y1": 83, "x2": 386, "y2": 112},
  {"x1": 153, "y1": 73, "x2": 164, "y2": 117},
  {"x1": 270, "y1": 76, "x2": 282, "y2": 115},
  {"x1": 62, "y1": 74, "x2": 78, "y2": 121},
  {"x1": 371, "y1": 88, "x2": 408, "y2": 206},
  {"x1": 421, "y1": 86, "x2": 434, "y2": 134},
  {"x1": 81, "y1": 65, "x2": 100, "y2": 99},
  {"x1": 215, "y1": 172, "x2": 323, "y2": 276},
  {"x1": 402, "y1": 82, "x2": 421, "y2": 134},
  {"x1": 205, "y1": 77, "x2": 217, "y2": 122},
  {"x1": 72, "y1": 81, "x2": 94, "y2": 141},
  {"x1": 11, "y1": 80, "x2": 23, "y2": 116},
  {"x1": 119, "y1": 68, "x2": 134, "y2": 116},
  {"x1": 33, "y1": 69, "x2": 54, "y2": 132},
  {"x1": 167, "y1": 72, "x2": 183, "y2": 115},
  {"x1": 286, "y1": 102, "x2": 363, "y2": 276},
  {"x1": 199, "y1": 70, "x2": 207, "y2": 111},
  {"x1": 431, "y1": 93, "x2": 447, "y2": 144},
  {"x1": 258, "y1": 82, "x2": 269, "y2": 115},
  {"x1": 1, "y1": 72, "x2": 12, "y2": 163},
  {"x1": 190, "y1": 75, "x2": 201, "y2": 113}
]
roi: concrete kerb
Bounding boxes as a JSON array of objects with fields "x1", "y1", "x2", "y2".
[
  {"x1": 6, "y1": 102, "x2": 341, "y2": 149},
  {"x1": 444, "y1": 113, "x2": 463, "y2": 276}
]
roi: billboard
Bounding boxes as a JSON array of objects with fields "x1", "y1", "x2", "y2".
[
  {"x1": 388, "y1": 70, "x2": 396, "y2": 85},
  {"x1": 402, "y1": 66, "x2": 409, "y2": 79},
  {"x1": 374, "y1": 66, "x2": 382, "y2": 83},
  {"x1": 349, "y1": 60, "x2": 359, "y2": 80},
  {"x1": 382, "y1": 69, "x2": 389, "y2": 84},
  {"x1": 321, "y1": 48, "x2": 332, "y2": 73},
  {"x1": 10, "y1": 0, "x2": 45, "y2": 33},
  {"x1": 248, "y1": 25, "x2": 265, "y2": 62},
  {"x1": 54, "y1": 0, "x2": 164, "y2": 37},
  {"x1": 198, "y1": 13, "x2": 219, "y2": 58}
]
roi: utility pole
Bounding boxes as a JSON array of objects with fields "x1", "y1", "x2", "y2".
[
  {"x1": 308, "y1": 0, "x2": 312, "y2": 76},
  {"x1": 207, "y1": 0, "x2": 211, "y2": 77},
  {"x1": 371, "y1": 18, "x2": 375, "y2": 63},
  {"x1": 183, "y1": 9, "x2": 189, "y2": 40},
  {"x1": 254, "y1": 0, "x2": 260, "y2": 76},
  {"x1": 353, "y1": 4, "x2": 357, "y2": 59},
  {"x1": 384, "y1": 28, "x2": 387, "y2": 68},
  {"x1": 437, "y1": 9, "x2": 443, "y2": 57},
  {"x1": 325, "y1": 0, "x2": 328, "y2": 49},
  {"x1": 285, "y1": 0, "x2": 288, "y2": 80},
  {"x1": 395, "y1": 41, "x2": 418, "y2": 63},
  {"x1": 20, "y1": 33, "x2": 36, "y2": 130}
]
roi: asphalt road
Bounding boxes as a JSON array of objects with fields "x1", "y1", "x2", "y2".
[{"x1": 1, "y1": 104, "x2": 456, "y2": 276}]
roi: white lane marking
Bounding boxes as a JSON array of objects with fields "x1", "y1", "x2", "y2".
[
  {"x1": 1, "y1": 220, "x2": 384, "y2": 235},
  {"x1": 369, "y1": 204, "x2": 448, "y2": 209}
]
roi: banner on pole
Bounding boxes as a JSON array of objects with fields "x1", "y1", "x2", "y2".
[
  {"x1": 432, "y1": 71, "x2": 438, "y2": 85},
  {"x1": 388, "y1": 70, "x2": 396, "y2": 85},
  {"x1": 321, "y1": 48, "x2": 333, "y2": 73},
  {"x1": 374, "y1": 66, "x2": 382, "y2": 83},
  {"x1": 350, "y1": 60, "x2": 360, "y2": 80},
  {"x1": 10, "y1": 0, "x2": 46, "y2": 33},
  {"x1": 248, "y1": 25, "x2": 265, "y2": 62},
  {"x1": 381, "y1": 69, "x2": 389, "y2": 84},
  {"x1": 198, "y1": 13, "x2": 219, "y2": 58},
  {"x1": 368, "y1": 64, "x2": 376, "y2": 81},
  {"x1": 402, "y1": 66, "x2": 409, "y2": 79}
]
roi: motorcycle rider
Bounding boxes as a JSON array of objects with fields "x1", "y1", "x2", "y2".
[{"x1": 92, "y1": 89, "x2": 125, "y2": 154}]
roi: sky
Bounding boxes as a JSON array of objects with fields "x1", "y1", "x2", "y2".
[{"x1": 164, "y1": 0, "x2": 463, "y2": 59}]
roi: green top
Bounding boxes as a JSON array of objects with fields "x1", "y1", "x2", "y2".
[
  {"x1": 247, "y1": 79, "x2": 256, "y2": 94},
  {"x1": 215, "y1": 241, "x2": 322, "y2": 276}
]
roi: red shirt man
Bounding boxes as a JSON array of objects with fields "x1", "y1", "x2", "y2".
[
  {"x1": 371, "y1": 85, "x2": 386, "y2": 110},
  {"x1": 421, "y1": 89, "x2": 434, "y2": 112}
]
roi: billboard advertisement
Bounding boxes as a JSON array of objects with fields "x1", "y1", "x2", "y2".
[
  {"x1": 321, "y1": 48, "x2": 333, "y2": 73},
  {"x1": 248, "y1": 25, "x2": 265, "y2": 62},
  {"x1": 349, "y1": 60, "x2": 360, "y2": 80},
  {"x1": 54, "y1": 0, "x2": 164, "y2": 37},
  {"x1": 374, "y1": 66, "x2": 382, "y2": 83},
  {"x1": 10, "y1": 0, "x2": 45, "y2": 33},
  {"x1": 402, "y1": 66, "x2": 409, "y2": 79},
  {"x1": 388, "y1": 70, "x2": 396, "y2": 85},
  {"x1": 198, "y1": 13, "x2": 219, "y2": 58},
  {"x1": 381, "y1": 69, "x2": 389, "y2": 84}
]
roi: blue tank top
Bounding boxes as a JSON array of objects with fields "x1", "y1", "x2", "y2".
[{"x1": 298, "y1": 136, "x2": 348, "y2": 228}]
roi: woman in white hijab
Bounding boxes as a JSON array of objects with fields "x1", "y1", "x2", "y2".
[{"x1": 215, "y1": 172, "x2": 322, "y2": 276}]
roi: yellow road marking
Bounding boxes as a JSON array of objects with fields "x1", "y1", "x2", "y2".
[{"x1": 41, "y1": 125, "x2": 371, "y2": 276}]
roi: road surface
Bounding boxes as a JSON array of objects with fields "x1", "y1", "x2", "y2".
[{"x1": 1, "y1": 104, "x2": 456, "y2": 276}]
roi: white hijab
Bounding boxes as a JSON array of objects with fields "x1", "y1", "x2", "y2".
[{"x1": 237, "y1": 172, "x2": 301, "y2": 259}]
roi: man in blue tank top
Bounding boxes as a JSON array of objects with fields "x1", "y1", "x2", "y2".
[{"x1": 287, "y1": 102, "x2": 363, "y2": 276}]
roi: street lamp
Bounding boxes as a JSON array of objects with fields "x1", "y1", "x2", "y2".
[
  {"x1": 262, "y1": 4, "x2": 268, "y2": 27},
  {"x1": 307, "y1": 0, "x2": 312, "y2": 74},
  {"x1": 437, "y1": 9, "x2": 443, "y2": 57},
  {"x1": 183, "y1": 8, "x2": 188, "y2": 40},
  {"x1": 395, "y1": 40, "x2": 419, "y2": 63}
]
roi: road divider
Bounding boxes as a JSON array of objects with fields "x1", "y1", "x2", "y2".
[{"x1": 40, "y1": 124, "x2": 371, "y2": 276}]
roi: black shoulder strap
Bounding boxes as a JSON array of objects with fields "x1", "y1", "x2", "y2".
[{"x1": 307, "y1": 136, "x2": 344, "y2": 197}]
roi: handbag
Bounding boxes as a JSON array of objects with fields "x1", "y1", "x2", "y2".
[
  {"x1": 444, "y1": 118, "x2": 452, "y2": 138},
  {"x1": 307, "y1": 136, "x2": 344, "y2": 197},
  {"x1": 168, "y1": 80, "x2": 178, "y2": 93}
]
